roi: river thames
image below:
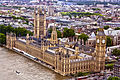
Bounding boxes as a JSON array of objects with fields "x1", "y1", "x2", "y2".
[{"x1": 0, "y1": 47, "x2": 69, "y2": 80}]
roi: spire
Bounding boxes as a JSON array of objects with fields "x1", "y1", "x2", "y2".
[
  {"x1": 51, "y1": 23, "x2": 58, "y2": 44},
  {"x1": 34, "y1": 6, "x2": 37, "y2": 38},
  {"x1": 34, "y1": 6, "x2": 37, "y2": 19},
  {"x1": 53, "y1": 24, "x2": 56, "y2": 31},
  {"x1": 26, "y1": 34, "x2": 29, "y2": 39},
  {"x1": 34, "y1": 6, "x2": 36, "y2": 14},
  {"x1": 43, "y1": 5, "x2": 47, "y2": 37},
  {"x1": 44, "y1": 5, "x2": 46, "y2": 14},
  {"x1": 75, "y1": 42, "x2": 79, "y2": 59},
  {"x1": 38, "y1": 6, "x2": 42, "y2": 14}
]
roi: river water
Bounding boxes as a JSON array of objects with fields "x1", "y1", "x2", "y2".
[{"x1": 0, "y1": 47, "x2": 69, "y2": 80}]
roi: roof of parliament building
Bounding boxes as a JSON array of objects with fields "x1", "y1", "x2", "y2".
[
  {"x1": 10, "y1": 7, "x2": 106, "y2": 63},
  {"x1": 16, "y1": 35, "x2": 95, "y2": 60}
]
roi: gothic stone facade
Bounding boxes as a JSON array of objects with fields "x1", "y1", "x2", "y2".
[{"x1": 6, "y1": 7, "x2": 106, "y2": 76}]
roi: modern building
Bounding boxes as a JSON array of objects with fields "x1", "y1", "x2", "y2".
[{"x1": 6, "y1": 7, "x2": 106, "y2": 76}]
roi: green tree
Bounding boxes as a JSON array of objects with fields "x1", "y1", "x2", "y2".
[
  {"x1": 48, "y1": 28, "x2": 52, "y2": 33},
  {"x1": 73, "y1": 72, "x2": 90, "y2": 77},
  {"x1": 92, "y1": 8, "x2": 101, "y2": 11},
  {"x1": 104, "y1": 18, "x2": 112, "y2": 21},
  {"x1": 112, "y1": 48, "x2": 120, "y2": 56},
  {"x1": 78, "y1": 15, "x2": 82, "y2": 18},
  {"x1": 63, "y1": 28, "x2": 75, "y2": 38},
  {"x1": 57, "y1": 30, "x2": 62, "y2": 38},
  {"x1": 115, "y1": 27, "x2": 120, "y2": 30},
  {"x1": 104, "y1": 26, "x2": 109, "y2": 30},
  {"x1": 73, "y1": 14, "x2": 77, "y2": 18},
  {"x1": 14, "y1": 27, "x2": 33, "y2": 37},
  {"x1": 105, "y1": 63, "x2": 114, "y2": 70},
  {"x1": 78, "y1": 33, "x2": 89, "y2": 45},
  {"x1": 0, "y1": 33, "x2": 6, "y2": 44},
  {"x1": 61, "y1": 12, "x2": 103, "y2": 18},
  {"x1": 0, "y1": 24, "x2": 33, "y2": 37},
  {"x1": 106, "y1": 36, "x2": 112, "y2": 47},
  {"x1": 67, "y1": 29, "x2": 75, "y2": 37},
  {"x1": 0, "y1": 25, "x2": 14, "y2": 34},
  {"x1": 68, "y1": 14, "x2": 72, "y2": 19},
  {"x1": 11, "y1": 16, "x2": 29, "y2": 24},
  {"x1": 107, "y1": 76, "x2": 120, "y2": 80},
  {"x1": 48, "y1": 28, "x2": 62, "y2": 38},
  {"x1": 63, "y1": 28, "x2": 68, "y2": 37}
]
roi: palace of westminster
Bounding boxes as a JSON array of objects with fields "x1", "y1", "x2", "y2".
[{"x1": 6, "y1": 7, "x2": 106, "y2": 76}]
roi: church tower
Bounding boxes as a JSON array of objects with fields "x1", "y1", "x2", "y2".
[
  {"x1": 34, "y1": 6, "x2": 46, "y2": 39},
  {"x1": 95, "y1": 28, "x2": 106, "y2": 72}
]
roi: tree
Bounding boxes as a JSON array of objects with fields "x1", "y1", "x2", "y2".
[
  {"x1": 78, "y1": 33, "x2": 89, "y2": 45},
  {"x1": 115, "y1": 27, "x2": 120, "y2": 30},
  {"x1": 73, "y1": 72, "x2": 90, "y2": 77},
  {"x1": 67, "y1": 29, "x2": 75, "y2": 37},
  {"x1": 63, "y1": 28, "x2": 68, "y2": 38},
  {"x1": 11, "y1": 16, "x2": 29, "y2": 24},
  {"x1": 68, "y1": 14, "x2": 72, "y2": 19},
  {"x1": 0, "y1": 25, "x2": 14, "y2": 35},
  {"x1": 107, "y1": 76, "x2": 120, "y2": 80},
  {"x1": 92, "y1": 8, "x2": 101, "y2": 11},
  {"x1": 104, "y1": 26, "x2": 109, "y2": 30},
  {"x1": 78, "y1": 15, "x2": 82, "y2": 18},
  {"x1": 0, "y1": 33, "x2": 6, "y2": 44},
  {"x1": 61, "y1": 12, "x2": 103, "y2": 18},
  {"x1": 63, "y1": 28, "x2": 75, "y2": 38},
  {"x1": 0, "y1": 24, "x2": 33, "y2": 37},
  {"x1": 57, "y1": 30, "x2": 62, "y2": 38},
  {"x1": 104, "y1": 18, "x2": 112, "y2": 21},
  {"x1": 48, "y1": 28, "x2": 52, "y2": 33},
  {"x1": 106, "y1": 36, "x2": 112, "y2": 47},
  {"x1": 112, "y1": 48, "x2": 120, "y2": 56},
  {"x1": 105, "y1": 63, "x2": 114, "y2": 70},
  {"x1": 14, "y1": 27, "x2": 33, "y2": 37},
  {"x1": 48, "y1": 28, "x2": 62, "y2": 38},
  {"x1": 0, "y1": 24, "x2": 33, "y2": 45},
  {"x1": 73, "y1": 14, "x2": 77, "y2": 18}
]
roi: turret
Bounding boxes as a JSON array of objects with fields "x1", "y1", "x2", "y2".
[
  {"x1": 44, "y1": 6, "x2": 47, "y2": 37},
  {"x1": 51, "y1": 24, "x2": 58, "y2": 45},
  {"x1": 26, "y1": 34, "x2": 30, "y2": 45},
  {"x1": 34, "y1": 6, "x2": 37, "y2": 37},
  {"x1": 75, "y1": 42, "x2": 79, "y2": 58},
  {"x1": 6, "y1": 32, "x2": 16, "y2": 49}
]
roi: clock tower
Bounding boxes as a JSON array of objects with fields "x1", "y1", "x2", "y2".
[{"x1": 95, "y1": 28, "x2": 106, "y2": 72}]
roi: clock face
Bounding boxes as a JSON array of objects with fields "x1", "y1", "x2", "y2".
[
  {"x1": 97, "y1": 39, "x2": 99, "y2": 43},
  {"x1": 102, "y1": 39, "x2": 105, "y2": 44}
]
